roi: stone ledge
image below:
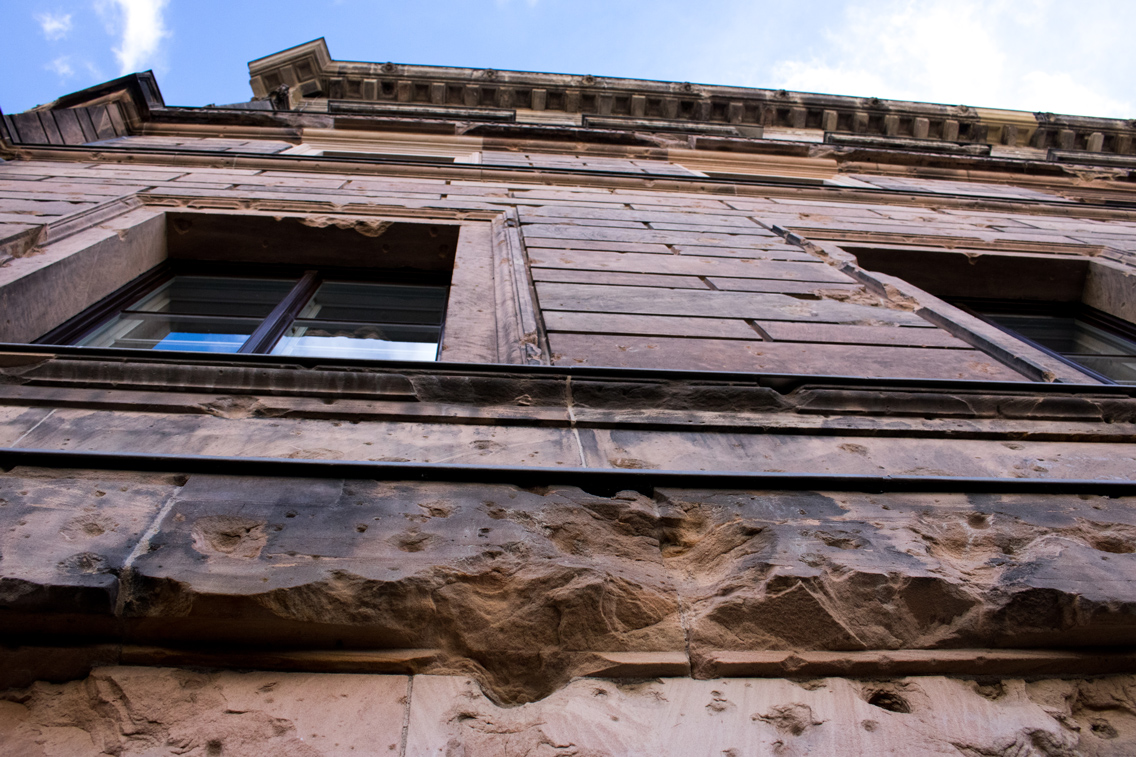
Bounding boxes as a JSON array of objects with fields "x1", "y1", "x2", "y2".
[{"x1": 700, "y1": 649, "x2": 1136, "y2": 679}]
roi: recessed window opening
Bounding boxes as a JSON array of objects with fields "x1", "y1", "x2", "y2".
[
  {"x1": 39, "y1": 264, "x2": 450, "y2": 362},
  {"x1": 851, "y1": 244, "x2": 1136, "y2": 384},
  {"x1": 957, "y1": 300, "x2": 1136, "y2": 385}
]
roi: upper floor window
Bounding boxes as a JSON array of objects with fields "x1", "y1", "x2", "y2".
[
  {"x1": 37, "y1": 266, "x2": 449, "y2": 362},
  {"x1": 958, "y1": 300, "x2": 1136, "y2": 385}
]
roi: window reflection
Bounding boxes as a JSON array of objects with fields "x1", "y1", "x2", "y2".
[
  {"x1": 73, "y1": 273, "x2": 447, "y2": 361},
  {"x1": 980, "y1": 310, "x2": 1136, "y2": 385}
]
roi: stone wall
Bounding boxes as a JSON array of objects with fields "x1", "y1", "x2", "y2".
[
  {"x1": 3, "y1": 86, "x2": 1136, "y2": 756},
  {"x1": 4, "y1": 668, "x2": 1136, "y2": 756}
]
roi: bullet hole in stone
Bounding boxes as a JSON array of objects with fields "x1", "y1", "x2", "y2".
[
  {"x1": 356, "y1": 525, "x2": 367, "y2": 533},
  {"x1": 861, "y1": 720, "x2": 878, "y2": 732},
  {"x1": 1091, "y1": 719, "x2": 1118, "y2": 739},
  {"x1": 58, "y1": 552, "x2": 109, "y2": 575},
  {"x1": 94, "y1": 490, "x2": 106, "y2": 497},
  {"x1": 815, "y1": 530, "x2": 867, "y2": 550},
  {"x1": 866, "y1": 690, "x2": 911, "y2": 714},
  {"x1": 968, "y1": 512, "x2": 990, "y2": 529},
  {"x1": 285, "y1": 511, "x2": 297, "y2": 518}
]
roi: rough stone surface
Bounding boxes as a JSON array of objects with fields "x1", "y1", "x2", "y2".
[
  {"x1": 405, "y1": 674, "x2": 1136, "y2": 757},
  {"x1": 0, "y1": 667, "x2": 406, "y2": 756},
  {"x1": 6, "y1": 470, "x2": 1136, "y2": 705},
  {"x1": 4, "y1": 668, "x2": 1136, "y2": 756}
]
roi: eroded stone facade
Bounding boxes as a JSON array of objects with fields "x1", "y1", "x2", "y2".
[{"x1": 2, "y1": 40, "x2": 1136, "y2": 755}]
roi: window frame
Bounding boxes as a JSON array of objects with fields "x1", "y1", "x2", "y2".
[
  {"x1": 954, "y1": 298, "x2": 1136, "y2": 385},
  {"x1": 35, "y1": 261, "x2": 453, "y2": 360}
]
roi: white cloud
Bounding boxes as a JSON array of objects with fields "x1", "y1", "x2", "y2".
[
  {"x1": 768, "y1": 0, "x2": 1135, "y2": 118},
  {"x1": 102, "y1": 0, "x2": 171, "y2": 74},
  {"x1": 37, "y1": 12, "x2": 73, "y2": 40},
  {"x1": 46, "y1": 56, "x2": 75, "y2": 79}
]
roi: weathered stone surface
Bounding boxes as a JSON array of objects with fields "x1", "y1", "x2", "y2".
[
  {"x1": 0, "y1": 472, "x2": 181, "y2": 618},
  {"x1": 4, "y1": 668, "x2": 1136, "y2": 755},
  {"x1": 0, "y1": 667, "x2": 407, "y2": 756},
  {"x1": 6, "y1": 468, "x2": 1136, "y2": 705},
  {"x1": 10, "y1": 409, "x2": 582, "y2": 467},
  {"x1": 124, "y1": 480, "x2": 684, "y2": 704},
  {"x1": 587, "y1": 430, "x2": 1136, "y2": 478},
  {"x1": 550, "y1": 333, "x2": 1022, "y2": 379},
  {"x1": 404, "y1": 674, "x2": 1136, "y2": 756},
  {"x1": 657, "y1": 490, "x2": 1136, "y2": 662}
]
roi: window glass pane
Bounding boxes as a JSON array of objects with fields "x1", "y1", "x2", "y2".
[
  {"x1": 1071, "y1": 356, "x2": 1136, "y2": 385},
  {"x1": 77, "y1": 314, "x2": 259, "y2": 353},
  {"x1": 985, "y1": 312, "x2": 1136, "y2": 384},
  {"x1": 131, "y1": 276, "x2": 296, "y2": 318},
  {"x1": 297, "y1": 281, "x2": 448, "y2": 325},
  {"x1": 270, "y1": 320, "x2": 439, "y2": 361}
]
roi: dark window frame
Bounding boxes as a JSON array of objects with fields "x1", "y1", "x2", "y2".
[
  {"x1": 954, "y1": 298, "x2": 1136, "y2": 385},
  {"x1": 36, "y1": 261, "x2": 452, "y2": 359}
]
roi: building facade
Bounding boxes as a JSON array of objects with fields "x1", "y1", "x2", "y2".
[{"x1": 2, "y1": 38, "x2": 1136, "y2": 754}]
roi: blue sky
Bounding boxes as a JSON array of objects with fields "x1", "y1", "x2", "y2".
[{"x1": 3, "y1": 0, "x2": 1134, "y2": 119}]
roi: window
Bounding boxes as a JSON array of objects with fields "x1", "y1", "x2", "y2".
[
  {"x1": 848, "y1": 243, "x2": 1136, "y2": 384},
  {"x1": 37, "y1": 265, "x2": 449, "y2": 362},
  {"x1": 957, "y1": 300, "x2": 1136, "y2": 385}
]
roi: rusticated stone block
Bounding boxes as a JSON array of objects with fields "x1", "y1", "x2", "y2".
[
  {"x1": 0, "y1": 666, "x2": 408, "y2": 756},
  {"x1": 0, "y1": 472, "x2": 183, "y2": 621},
  {"x1": 7, "y1": 669, "x2": 1136, "y2": 755},
  {"x1": 124, "y1": 480, "x2": 685, "y2": 703},
  {"x1": 657, "y1": 489, "x2": 1136, "y2": 665}
]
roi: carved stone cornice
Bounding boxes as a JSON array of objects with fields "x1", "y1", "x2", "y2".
[{"x1": 248, "y1": 39, "x2": 1136, "y2": 158}]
